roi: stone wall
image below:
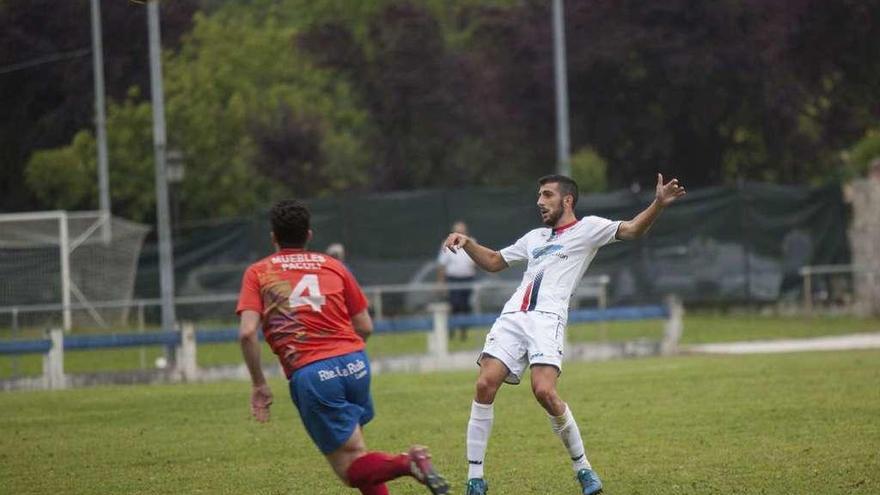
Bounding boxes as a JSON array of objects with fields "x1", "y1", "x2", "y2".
[{"x1": 847, "y1": 173, "x2": 880, "y2": 316}]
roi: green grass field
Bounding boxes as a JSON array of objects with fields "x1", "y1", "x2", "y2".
[
  {"x1": 1, "y1": 350, "x2": 878, "y2": 494},
  {"x1": 2, "y1": 313, "x2": 879, "y2": 378}
]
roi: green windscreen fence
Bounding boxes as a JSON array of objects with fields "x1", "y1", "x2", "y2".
[{"x1": 134, "y1": 183, "x2": 850, "y2": 311}]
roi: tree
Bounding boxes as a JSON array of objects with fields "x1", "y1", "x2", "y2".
[
  {"x1": 163, "y1": 9, "x2": 371, "y2": 219},
  {"x1": 24, "y1": 7, "x2": 372, "y2": 222},
  {"x1": 25, "y1": 90, "x2": 167, "y2": 222},
  {"x1": 11, "y1": 0, "x2": 880, "y2": 217},
  {"x1": 570, "y1": 148, "x2": 607, "y2": 193},
  {"x1": 25, "y1": 131, "x2": 97, "y2": 211},
  {"x1": 0, "y1": 0, "x2": 198, "y2": 213},
  {"x1": 564, "y1": 0, "x2": 880, "y2": 186},
  {"x1": 847, "y1": 129, "x2": 880, "y2": 178},
  {"x1": 300, "y1": 2, "x2": 487, "y2": 190}
]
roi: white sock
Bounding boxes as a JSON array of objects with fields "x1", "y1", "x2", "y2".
[
  {"x1": 549, "y1": 404, "x2": 592, "y2": 473},
  {"x1": 467, "y1": 401, "x2": 494, "y2": 479}
]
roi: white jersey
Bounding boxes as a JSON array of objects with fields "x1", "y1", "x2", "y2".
[{"x1": 498, "y1": 216, "x2": 621, "y2": 318}]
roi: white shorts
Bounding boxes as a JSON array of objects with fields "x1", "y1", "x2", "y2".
[{"x1": 479, "y1": 311, "x2": 566, "y2": 385}]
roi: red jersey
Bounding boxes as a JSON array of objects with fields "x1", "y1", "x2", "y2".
[{"x1": 235, "y1": 248, "x2": 369, "y2": 377}]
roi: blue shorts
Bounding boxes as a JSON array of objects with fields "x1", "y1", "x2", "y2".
[{"x1": 289, "y1": 351, "x2": 375, "y2": 455}]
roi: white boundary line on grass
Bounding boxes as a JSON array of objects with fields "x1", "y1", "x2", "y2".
[{"x1": 684, "y1": 332, "x2": 880, "y2": 355}]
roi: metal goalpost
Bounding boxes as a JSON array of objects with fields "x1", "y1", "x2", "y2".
[{"x1": 0, "y1": 210, "x2": 149, "y2": 332}]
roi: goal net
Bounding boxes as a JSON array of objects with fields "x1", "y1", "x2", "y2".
[{"x1": 0, "y1": 211, "x2": 150, "y2": 330}]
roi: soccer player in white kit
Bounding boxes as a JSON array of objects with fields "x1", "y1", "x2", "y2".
[{"x1": 444, "y1": 174, "x2": 686, "y2": 495}]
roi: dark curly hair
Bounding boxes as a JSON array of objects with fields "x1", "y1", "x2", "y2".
[{"x1": 270, "y1": 200, "x2": 310, "y2": 248}]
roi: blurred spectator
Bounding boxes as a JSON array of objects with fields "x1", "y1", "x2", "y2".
[
  {"x1": 870, "y1": 157, "x2": 880, "y2": 182},
  {"x1": 326, "y1": 243, "x2": 346, "y2": 261},
  {"x1": 437, "y1": 221, "x2": 477, "y2": 340},
  {"x1": 326, "y1": 243, "x2": 352, "y2": 273}
]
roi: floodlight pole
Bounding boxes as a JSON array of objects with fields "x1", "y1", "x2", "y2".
[
  {"x1": 552, "y1": 0, "x2": 572, "y2": 177},
  {"x1": 90, "y1": 0, "x2": 111, "y2": 242},
  {"x1": 147, "y1": 0, "x2": 177, "y2": 339}
]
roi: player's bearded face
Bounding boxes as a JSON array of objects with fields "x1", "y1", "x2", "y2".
[{"x1": 537, "y1": 187, "x2": 564, "y2": 227}]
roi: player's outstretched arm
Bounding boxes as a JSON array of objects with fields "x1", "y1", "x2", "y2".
[
  {"x1": 443, "y1": 233, "x2": 508, "y2": 272},
  {"x1": 239, "y1": 310, "x2": 273, "y2": 422},
  {"x1": 616, "y1": 173, "x2": 686, "y2": 240}
]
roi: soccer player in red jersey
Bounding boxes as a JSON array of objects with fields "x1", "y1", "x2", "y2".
[{"x1": 237, "y1": 200, "x2": 449, "y2": 495}]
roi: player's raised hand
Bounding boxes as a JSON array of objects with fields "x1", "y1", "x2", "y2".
[
  {"x1": 444, "y1": 232, "x2": 471, "y2": 253},
  {"x1": 250, "y1": 383, "x2": 273, "y2": 423},
  {"x1": 656, "y1": 173, "x2": 686, "y2": 207}
]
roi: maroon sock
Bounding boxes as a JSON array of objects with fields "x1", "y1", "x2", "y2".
[
  {"x1": 358, "y1": 483, "x2": 389, "y2": 495},
  {"x1": 347, "y1": 452, "x2": 411, "y2": 487}
]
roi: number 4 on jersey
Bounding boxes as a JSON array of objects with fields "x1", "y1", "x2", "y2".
[{"x1": 289, "y1": 274, "x2": 326, "y2": 312}]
